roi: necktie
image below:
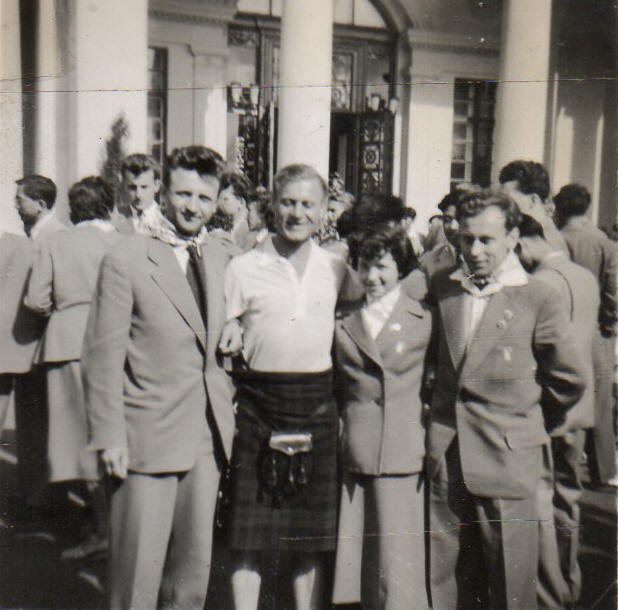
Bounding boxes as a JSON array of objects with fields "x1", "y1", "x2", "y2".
[{"x1": 186, "y1": 244, "x2": 207, "y2": 324}]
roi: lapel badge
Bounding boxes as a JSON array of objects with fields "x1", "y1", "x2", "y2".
[
  {"x1": 504, "y1": 309, "x2": 514, "y2": 321},
  {"x1": 502, "y1": 346, "x2": 512, "y2": 362},
  {"x1": 389, "y1": 322, "x2": 402, "y2": 332},
  {"x1": 395, "y1": 341, "x2": 405, "y2": 354},
  {"x1": 497, "y1": 319, "x2": 507, "y2": 329}
]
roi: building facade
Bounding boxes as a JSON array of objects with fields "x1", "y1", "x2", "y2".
[{"x1": 0, "y1": 0, "x2": 615, "y2": 233}]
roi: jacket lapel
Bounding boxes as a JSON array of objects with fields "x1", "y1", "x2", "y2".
[
  {"x1": 341, "y1": 306, "x2": 383, "y2": 369},
  {"x1": 438, "y1": 288, "x2": 468, "y2": 371},
  {"x1": 147, "y1": 238, "x2": 206, "y2": 351},
  {"x1": 375, "y1": 291, "x2": 425, "y2": 353},
  {"x1": 460, "y1": 289, "x2": 513, "y2": 380}
]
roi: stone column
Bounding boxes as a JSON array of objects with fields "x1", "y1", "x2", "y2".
[
  {"x1": 277, "y1": 0, "x2": 333, "y2": 180},
  {"x1": 492, "y1": 0, "x2": 552, "y2": 176},
  {"x1": 0, "y1": 0, "x2": 25, "y2": 233}
]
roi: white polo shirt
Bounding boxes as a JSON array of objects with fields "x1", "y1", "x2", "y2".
[{"x1": 225, "y1": 236, "x2": 349, "y2": 372}]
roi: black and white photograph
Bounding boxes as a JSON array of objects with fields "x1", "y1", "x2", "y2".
[{"x1": 0, "y1": 0, "x2": 616, "y2": 608}]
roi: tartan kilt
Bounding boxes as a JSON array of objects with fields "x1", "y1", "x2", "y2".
[{"x1": 226, "y1": 370, "x2": 338, "y2": 553}]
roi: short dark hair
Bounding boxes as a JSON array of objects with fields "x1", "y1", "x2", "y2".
[
  {"x1": 121, "y1": 153, "x2": 161, "y2": 181},
  {"x1": 518, "y1": 214, "x2": 545, "y2": 239},
  {"x1": 347, "y1": 224, "x2": 418, "y2": 278},
  {"x1": 457, "y1": 188, "x2": 522, "y2": 232},
  {"x1": 165, "y1": 146, "x2": 224, "y2": 186},
  {"x1": 498, "y1": 160, "x2": 550, "y2": 202},
  {"x1": 437, "y1": 182, "x2": 481, "y2": 213},
  {"x1": 553, "y1": 183, "x2": 591, "y2": 218},
  {"x1": 219, "y1": 171, "x2": 252, "y2": 203},
  {"x1": 68, "y1": 176, "x2": 115, "y2": 224},
  {"x1": 337, "y1": 194, "x2": 406, "y2": 238},
  {"x1": 273, "y1": 164, "x2": 327, "y2": 202},
  {"x1": 15, "y1": 175, "x2": 57, "y2": 209}
]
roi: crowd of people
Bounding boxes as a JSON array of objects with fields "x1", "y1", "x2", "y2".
[{"x1": 0, "y1": 146, "x2": 616, "y2": 610}]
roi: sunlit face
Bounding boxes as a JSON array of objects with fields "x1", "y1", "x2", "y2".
[
  {"x1": 15, "y1": 186, "x2": 44, "y2": 227},
  {"x1": 358, "y1": 250, "x2": 400, "y2": 301},
  {"x1": 166, "y1": 168, "x2": 219, "y2": 237},
  {"x1": 217, "y1": 185, "x2": 245, "y2": 218},
  {"x1": 442, "y1": 204, "x2": 460, "y2": 245},
  {"x1": 123, "y1": 169, "x2": 160, "y2": 213},
  {"x1": 273, "y1": 178, "x2": 326, "y2": 244},
  {"x1": 326, "y1": 198, "x2": 350, "y2": 224},
  {"x1": 459, "y1": 205, "x2": 518, "y2": 279}
]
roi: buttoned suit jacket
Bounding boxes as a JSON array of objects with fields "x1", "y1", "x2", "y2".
[
  {"x1": 25, "y1": 225, "x2": 120, "y2": 364},
  {"x1": 427, "y1": 273, "x2": 586, "y2": 499},
  {"x1": 82, "y1": 233, "x2": 238, "y2": 473},
  {"x1": 335, "y1": 288, "x2": 435, "y2": 475},
  {"x1": 533, "y1": 254, "x2": 599, "y2": 433},
  {"x1": 0, "y1": 233, "x2": 44, "y2": 374}
]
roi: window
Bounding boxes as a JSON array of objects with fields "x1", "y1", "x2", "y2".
[
  {"x1": 450, "y1": 79, "x2": 497, "y2": 189},
  {"x1": 148, "y1": 47, "x2": 168, "y2": 168}
]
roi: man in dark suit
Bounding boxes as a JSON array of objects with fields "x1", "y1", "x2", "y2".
[
  {"x1": 427, "y1": 190, "x2": 586, "y2": 610},
  {"x1": 83, "y1": 146, "x2": 237, "y2": 610},
  {"x1": 517, "y1": 215, "x2": 599, "y2": 608},
  {"x1": 554, "y1": 183, "x2": 618, "y2": 487}
]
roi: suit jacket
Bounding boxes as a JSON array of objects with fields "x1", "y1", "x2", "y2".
[
  {"x1": 0, "y1": 233, "x2": 44, "y2": 373},
  {"x1": 82, "y1": 234, "x2": 238, "y2": 474},
  {"x1": 25, "y1": 224, "x2": 120, "y2": 364},
  {"x1": 533, "y1": 253, "x2": 599, "y2": 433},
  {"x1": 335, "y1": 288, "x2": 435, "y2": 475},
  {"x1": 111, "y1": 212, "x2": 135, "y2": 236},
  {"x1": 427, "y1": 273, "x2": 586, "y2": 499},
  {"x1": 561, "y1": 219, "x2": 618, "y2": 335},
  {"x1": 31, "y1": 213, "x2": 68, "y2": 241}
]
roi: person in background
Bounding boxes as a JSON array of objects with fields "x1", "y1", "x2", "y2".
[
  {"x1": 499, "y1": 160, "x2": 568, "y2": 255},
  {"x1": 554, "y1": 183, "x2": 618, "y2": 488},
  {"x1": 83, "y1": 146, "x2": 237, "y2": 610},
  {"x1": 246, "y1": 186, "x2": 271, "y2": 245},
  {"x1": 317, "y1": 172, "x2": 355, "y2": 257},
  {"x1": 332, "y1": 224, "x2": 433, "y2": 609},
  {"x1": 14, "y1": 174, "x2": 66, "y2": 240},
  {"x1": 427, "y1": 189, "x2": 586, "y2": 610},
  {"x1": 517, "y1": 214, "x2": 599, "y2": 608},
  {"x1": 219, "y1": 164, "x2": 354, "y2": 610},
  {"x1": 24, "y1": 176, "x2": 119, "y2": 560},
  {"x1": 13, "y1": 174, "x2": 66, "y2": 510},
  {"x1": 401, "y1": 206, "x2": 425, "y2": 258},
  {"x1": 211, "y1": 170, "x2": 255, "y2": 250}
]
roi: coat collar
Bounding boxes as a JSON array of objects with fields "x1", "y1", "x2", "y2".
[
  {"x1": 340, "y1": 289, "x2": 427, "y2": 369},
  {"x1": 147, "y1": 237, "x2": 206, "y2": 351}
]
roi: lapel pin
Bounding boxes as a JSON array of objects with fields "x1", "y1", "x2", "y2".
[
  {"x1": 395, "y1": 341, "x2": 405, "y2": 354},
  {"x1": 389, "y1": 322, "x2": 402, "y2": 332},
  {"x1": 503, "y1": 346, "x2": 512, "y2": 362}
]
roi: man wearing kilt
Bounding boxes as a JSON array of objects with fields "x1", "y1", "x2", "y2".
[{"x1": 219, "y1": 164, "x2": 354, "y2": 610}]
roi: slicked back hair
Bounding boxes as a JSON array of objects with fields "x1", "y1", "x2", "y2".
[
  {"x1": 15, "y1": 175, "x2": 57, "y2": 209},
  {"x1": 121, "y1": 153, "x2": 161, "y2": 181},
  {"x1": 457, "y1": 188, "x2": 522, "y2": 232},
  {"x1": 498, "y1": 160, "x2": 550, "y2": 202},
  {"x1": 164, "y1": 146, "x2": 224, "y2": 187}
]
